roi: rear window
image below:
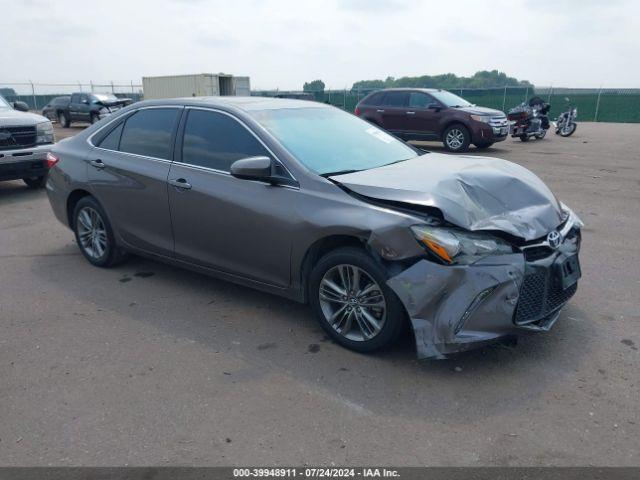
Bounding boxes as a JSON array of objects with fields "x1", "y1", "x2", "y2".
[{"x1": 119, "y1": 108, "x2": 180, "y2": 160}]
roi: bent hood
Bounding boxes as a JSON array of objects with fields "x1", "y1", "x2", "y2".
[{"x1": 330, "y1": 153, "x2": 564, "y2": 241}]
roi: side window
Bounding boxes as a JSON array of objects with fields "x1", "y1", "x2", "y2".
[
  {"x1": 182, "y1": 109, "x2": 271, "y2": 172},
  {"x1": 119, "y1": 109, "x2": 180, "y2": 160},
  {"x1": 97, "y1": 122, "x2": 124, "y2": 150},
  {"x1": 70, "y1": 93, "x2": 80, "y2": 103},
  {"x1": 80, "y1": 94, "x2": 89, "y2": 104},
  {"x1": 409, "y1": 92, "x2": 434, "y2": 108},
  {"x1": 382, "y1": 92, "x2": 408, "y2": 107}
]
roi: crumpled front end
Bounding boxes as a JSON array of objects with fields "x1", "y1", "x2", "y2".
[{"x1": 386, "y1": 218, "x2": 582, "y2": 359}]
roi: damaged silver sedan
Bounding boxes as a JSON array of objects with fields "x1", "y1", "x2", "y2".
[{"x1": 46, "y1": 97, "x2": 582, "y2": 359}]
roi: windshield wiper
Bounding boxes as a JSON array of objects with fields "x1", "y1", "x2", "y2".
[{"x1": 320, "y1": 169, "x2": 364, "y2": 178}]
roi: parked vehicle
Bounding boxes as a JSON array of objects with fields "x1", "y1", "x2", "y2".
[
  {"x1": 46, "y1": 97, "x2": 582, "y2": 359},
  {"x1": 507, "y1": 96, "x2": 551, "y2": 142},
  {"x1": 555, "y1": 98, "x2": 578, "y2": 137},
  {"x1": 57, "y1": 92, "x2": 132, "y2": 128},
  {"x1": 41, "y1": 96, "x2": 71, "y2": 122},
  {"x1": 0, "y1": 94, "x2": 56, "y2": 188},
  {"x1": 355, "y1": 88, "x2": 508, "y2": 152}
]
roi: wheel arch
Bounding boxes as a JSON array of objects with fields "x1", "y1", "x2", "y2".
[
  {"x1": 298, "y1": 234, "x2": 368, "y2": 303},
  {"x1": 66, "y1": 189, "x2": 93, "y2": 228},
  {"x1": 440, "y1": 119, "x2": 470, "y2": 140}
]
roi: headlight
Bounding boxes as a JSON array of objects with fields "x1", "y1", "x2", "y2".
[
  {"x1": 36, "y1": 121, "x2": 55, "y2": 144},
  {"x1": 560, "y1": 203, "x2": 584, "y2": 229},
  {"x1": 410, "y1": 225, "x2": 513, "y2": 265},
  {"x1": 470, "y1": 114, "x2": 491, "y2": 123}
]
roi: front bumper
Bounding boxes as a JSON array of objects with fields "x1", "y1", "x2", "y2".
[
  {"x1": 0, "y1": 144, "x2": 52, "y2": 181},
  {"x1": 387, "y1": 224, "x2": 581, "y2": 359}
]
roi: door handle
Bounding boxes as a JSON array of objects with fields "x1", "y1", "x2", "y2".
[
  {"x1": 89, "y1": 159, "x2": 105, "y2": 169},
  {"x1": 376, "y1": 109, "x2": 385, "y2": 113},
  {"x1": 169, "y1": 178, "x2": 192, "y2": 190},
  {"x1": 406, "y1": 111, "x2": 416, "y2": 115}
]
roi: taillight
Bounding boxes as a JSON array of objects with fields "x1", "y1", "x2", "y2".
[
  {"x1": 46, "y1": 152, "x2": 59, "y2": 169},
  {"x1": 354, "y1": 106, "x2": 361, "y2": 116}
]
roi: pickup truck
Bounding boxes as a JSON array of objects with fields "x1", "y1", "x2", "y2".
[
  {"x1": 57, "y1": 92, "x2": 131, "y2": 127},
  {"x1": 0, "y1": 95, "x2": 55, "y2": 188}
]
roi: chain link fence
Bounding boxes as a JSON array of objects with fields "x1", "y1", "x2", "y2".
[
  {"x1": 0, "y1": 82, "x2": 143, "y2": 111},
  {"x1": 254, "y1": 86, "x2": 640, "y2": 123},
  {"x1": 3, "y1": 82, "x2": 639, "y2": 122}
]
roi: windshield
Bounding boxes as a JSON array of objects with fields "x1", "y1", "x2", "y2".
[
  {"x1": 250, "y1": 107, "x2": 418, "y2": 176},
  {"x1": 430, "y1": 90, "x2": 473, "y2": 108},
  {"x1": 0, "y1": 95, "x2": 11, "y2": 109},
  {"x1": 92, "y1": 93, "x2": 118, "y2": 102}
]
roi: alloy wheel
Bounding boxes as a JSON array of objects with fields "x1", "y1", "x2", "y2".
[
  {"x1": 318, "y1": 264, "x2": 387, "y2": 341},
  {"x1": 445, "y1": 128, "x2": 465, "y2": 150},
  {"x1": 76, "y1": 206, "x2": 108, "y2": 259}
]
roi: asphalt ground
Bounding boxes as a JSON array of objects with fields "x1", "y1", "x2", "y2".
[{"x1": 0, "y1": 122, "x2": 638, "y2": 466}]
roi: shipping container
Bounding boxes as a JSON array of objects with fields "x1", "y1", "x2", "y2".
[{"x1": 142, "y1": 73, "x2": 251, "y2": 99}]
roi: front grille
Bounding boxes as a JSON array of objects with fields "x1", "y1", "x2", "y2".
[
  {"x1": 489, "y1": 116, "x2": 508, "y2": 127},
  {"x1": 0, "y1": 126, "x2": 37, "y2": 150},
  {"x1": 523, "y1": 246, "x2": 554, "y2": 262},
  {"x1": 514, "y1": 270, "x2": 577, "y2": 325}
]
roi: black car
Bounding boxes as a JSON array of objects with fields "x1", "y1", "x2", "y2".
[
  {"x1": 41, "y1": 96, "x2": 70, "y2": 122},
  {"x1": 57, "y1": 93, "x2": 132, "y2": 128}
]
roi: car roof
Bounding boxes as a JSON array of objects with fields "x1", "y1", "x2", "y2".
[
  {"x1": 132, "y1": 96, "x2": 328, "y2": 112},
  {"x1": 370, "y1": 88, "x2": 443, "y2": 93}
]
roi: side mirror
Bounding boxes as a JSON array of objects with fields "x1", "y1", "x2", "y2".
[
  {"x1": 230, "y1": 156, "x2": 274, "y2": 182},
  {"x1": 427, "y1": 103, "x2": 441, "y2": 111},
  {"x1": 13, "y1": 101, "x2": 29, "y2": 112},
  {"x1": 82, "y1": 99, "x2": 90, "y2": 105}
]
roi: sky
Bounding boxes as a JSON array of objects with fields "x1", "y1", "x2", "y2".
[{"x1": 1, "y1": 0, "x2": 639, "y2": 93}]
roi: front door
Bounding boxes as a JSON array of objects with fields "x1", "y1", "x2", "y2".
[
  {"x1": 379, "y1": 91, "x2": 409, "y2": 134},
  {"x1": 167, "y1": 108, "x2": 296, "y2": 287},
  {"x1": 404, "y1": 91, "x2": 440, "y2": 139},
  {"x1": 86, "y1": 107, "x2": 182, "y2": 256}
]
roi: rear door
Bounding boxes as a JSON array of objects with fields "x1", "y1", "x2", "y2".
[
  {"x1": 379, "y1": 91, "x2": 409, "y2": 134},
  {"x1": 404, "y1": 91, "x2": 441, "y2": 139},
  {"x1": 68, "y1": 93, "x2": 82, "y2": 121},
  {"x1": 86, "y1": 107, "x2": 182, "y2": 256},
  {"x1": 167, "y1": 108, "x2": 296, "y2": 287}
]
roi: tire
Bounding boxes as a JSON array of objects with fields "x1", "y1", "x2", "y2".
[
  {"x1": 560, "y1": 123, "x2": 577, "y2": 137},
  {"x1": 308, "y1": 247, "x2": 405, "y2": 353},
  {"x1": 474, "y1": 142, "x2": 494, "y2": 150},
  {"x1": 442, "y1": 124, "x2": 471, "y2": 152},
  {"x1": 90, "y1": 113, "x2": 99, "y2": 125},
  {"x1": 72, "y1": 196, "x2": 128, "y2": 268},
  {"x1": 535, "y1": 130, "x2": 547, "y2": 140},
  {"x1": 23, "y1": 176, "x2": 46, "y2": 189},
  {"x1": 519, "y1": 134, "x2": 530, "y2": 142},
  {"x1": 58, "y1": 111, "x2": 70, "y2": 128}
]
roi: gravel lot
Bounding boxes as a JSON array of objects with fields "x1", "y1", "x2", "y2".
[{"x1": 0, "y1": 122, "x2": 638, "y2": 466}]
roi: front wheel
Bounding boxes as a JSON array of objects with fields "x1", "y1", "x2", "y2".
[
  {"x1": 90, "y1": 113, "x2": 100, "y2": 125},
  {"x1": 560, "y1": 123, "x2": 577, "y2": 137},
  {"x1": 73, "y1": 196, "x2": 128, "y2": 268},
  {"x1": 442, "y1": 124, "x2": 471, "y2": 152},
  {"x1": 23, "y1": 176, "x2": 46, "y2": 189},
  {"x1": 308, "y1": 247, "x2": 405, "y2": 353}
]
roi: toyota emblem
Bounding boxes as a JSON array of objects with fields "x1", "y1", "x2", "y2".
[{"x1": 547, "y1": 230, "x2": 562, "y2": 249}]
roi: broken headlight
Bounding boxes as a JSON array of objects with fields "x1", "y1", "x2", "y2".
[{"x1": 410, "y1": 225, "x2": 513, "y2": 265}]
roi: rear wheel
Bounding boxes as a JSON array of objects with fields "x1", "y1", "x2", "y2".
[
  {"x1": 535, "y1": 130, "x2": 547, "y2": 139},
  {"x1": 23, "y1": 176, "x2": 46, "y2": 189},
  {"x1": 308, "y1": 247, "x2": 405, "y2": 353},
  {"x1": 443, "y1": 124, "x2": 471, "y2": 152},
  {"x1": 474, "y1": 142, "x2": 494, "y2": 150},
  {"x1": 519, "y1": 134, "x2": 530, "y2": 142},
  {"x1": 72, "y1": 196, "x2": 127, "y2": 268}
]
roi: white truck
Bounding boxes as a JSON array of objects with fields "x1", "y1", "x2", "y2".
[{"x1": 0, "y1": 95, "x2": 55, "y2": 188}]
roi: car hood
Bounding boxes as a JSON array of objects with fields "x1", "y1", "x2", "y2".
[
  {"x1": 0, "y1": 108, "x2": 49, "y2": 126},
  {"x1": 454, "y1": 105, "x2": 505, "y2": 116},
  {"x1": 330, "y1": 153, "x2": 564, "y2": 241}
]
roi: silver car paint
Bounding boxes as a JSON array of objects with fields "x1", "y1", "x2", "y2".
[{"x1": 45, "y1": 97, "x2": 581, "y2": 359}]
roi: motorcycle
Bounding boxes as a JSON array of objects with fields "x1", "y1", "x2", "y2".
[
  {"x1": 507, "y1": 96, "x2": 551, "y2": 142},
  {"x1": 554, "y1": 97, "x2": 578, "y2": 137}
]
